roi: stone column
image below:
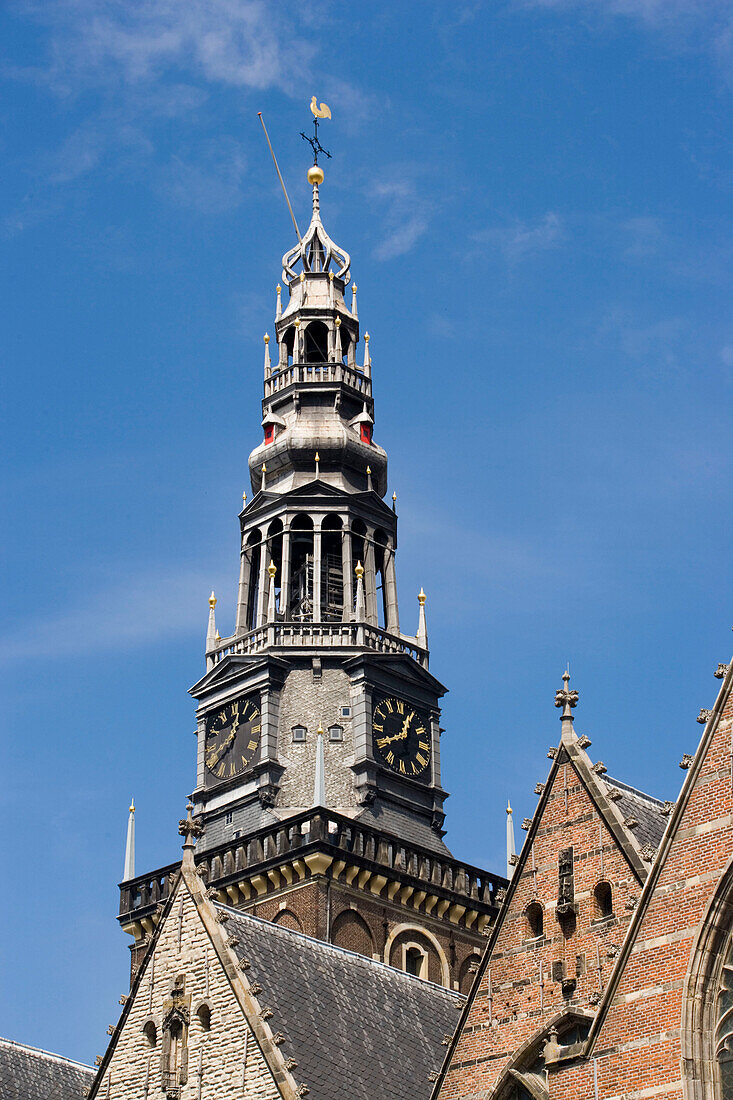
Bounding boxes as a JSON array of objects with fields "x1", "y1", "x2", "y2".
[
  {"x1": 280, "y1": 524, "x2": 292, "y2": 621},
  {"x1": 342, "y1": 525, "x2": 353, "y2": 622},
  {"x1": 313, "y1": 521, "x2": 322, "y2": 622},
  {"x1": 256, "y1": 537, "x2": 269, "y2": 627},
  {"x1": 384, "y1": 546, "x2": 399, "y2": 634},
  {"x1": 364, "y1": 534, "x2": 378, "y2": 626}
]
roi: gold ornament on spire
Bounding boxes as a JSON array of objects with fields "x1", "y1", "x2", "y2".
[
  {"x1": 310, "y1": 98, "x2": 332, "y2": 120},
  {"x1": 418, "y1": 587, "x2": 426, "y2": 606},
  {"x1": 355, "y1": 561, "x2": 365, "y2": 580},
  {"x1": 317, "y1": 722, "x2": 325, "y2": 735},
  {"x1": 209, "y1": 591, "x2": 217, "y2": 609},
  {"x1": 268, "y1": 560, "x2": 277, "y2": 580},
  {"x1": 129, "y1": 798, "x2": 135, "y2": 814}
]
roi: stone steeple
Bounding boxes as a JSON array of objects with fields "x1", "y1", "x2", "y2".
[{"x1": 118, "y1": 154, "x2": 504, "y2": 991}]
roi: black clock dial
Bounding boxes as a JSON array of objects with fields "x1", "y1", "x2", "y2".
[
  {"x1": 372, "y1": 696, "x2": 431, "y2": 777},
  {"x1": 205, "y1": 695, "x2": 261, "y2": 781}
]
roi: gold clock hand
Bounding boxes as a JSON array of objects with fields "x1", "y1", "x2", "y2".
[{"x1": 208, "y1": 730, "x2": 236, "y2": 768}]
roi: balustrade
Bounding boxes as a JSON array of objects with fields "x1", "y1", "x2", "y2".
[
  {"x1": 207, "y1": 621, "x2": 428, "y2": 669},
  {"x1": 264, "y1": 361, "x2": 372, "y2": 399}
]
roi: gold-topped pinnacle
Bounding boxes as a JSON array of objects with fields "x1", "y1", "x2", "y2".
[
  {"x1": 392, "y1": 491, "x2": 397, "y2": 503},
  {"x1": 366, "y1": 465, "x2": 371, "y2": 475},
  {"x1": 242, "y1": 491, "x2": 247, "y2": 506},
  {"x1": 294, "y1": 318, "x2": 301, "y2": 328},
  {"x1": 317, "y1": 722, "x2": 324, "y2": 736},
  {"x1": 261, "y1": 463, "x2": 267, "y2": 473},
  {"x1": 355, "y1": 561, "x2": 365, "y2": 580},
  {"x1": 276, "y1": 283, "x2": 281, "y2": 293},
  {"x1": 129, "y1": 798, "x2": 135, "y2": 814},
  {"x1": 418, "y1": 588, "x2": 426, "y2": 606},
  {"x1": 329, "y1": 270, "x2": 334, "y2": 281},
  {"x1": 364, "y1": 332, "x2": 370, "y2": 343},
  {"x1": 209, "y1": 591, "x2": 217, "y2": 610},
  {"x1": 268, "y1": 560, "x2": 277, "y2": 580},
  {"x1": 315, "y1": 451, "x2": 320, "y2": 462},
  {"x1": 264, "y1": 333, "x2": 270, "y2": 344},
  {"x1": 335, "y1": 315, "x2": 341, "y2": 327},
  {"x1": 353, "y1": 284, "x2": 357, "y2": 292},
  {"x1": 307, "y1": 164, "x2": 325, "y2": 186},
  {"x1": 215, "y1": 631, "x2": 221, "y2": 643}
]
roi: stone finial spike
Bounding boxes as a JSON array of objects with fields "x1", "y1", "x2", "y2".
[
  {"x1": 242, "y1": 490, "x2": 247, "y2": 510},
  {"x1": 261, "y1": 463, "x2": 267, "y2": 492},
  {"x1": 363, "y1": 331, "x2": 371, "y2": 372},
  {"x1": 392, "y1": 491, "x2": 397, "y2": 512},
  {"x1": 178, "y1": 803, "x2": 204, "y2": 867},
  {"x1": 267, "y1": 561, "x2": 277, "y2": 622},
  {"x1": 315, "y1": 452, "x2": 320, "y2": 479},
  {"x1": 351, "y1": 283, "x2": 358, "y2": 319},
  {"x1": 263, "y1": 333, "x2": 271, "y2": 376},
  {"x1": 123, "y1": 799, "x2": 136, "y2": 881},
  {"x1": 554, "y1": 668, "x2": 579, "y2": 743},
  {"x1": 328, "y1": 269, "x2": 335, "y2": 308},
  {"x1": 313, "y1": 724, "x2": 326, "y2": 807},
  {"x1": 354, "y1": 561, "x2": 366, "y2": 622},
  {"x1": 206, "y1": 591, "x2": 217, "y2": 652},
  {"x1": 275, "y1": 284, "x2": 282, "y2": 320},
  {"x1": 366, "y1": 465, "x2": 372, "y2": 492},
  {"x1": 506, "y1": 801, "x2": 516, "y2": 880},
  {"x1": 417, "y1": 588, "x2": 428, "y2": 650},
  {"x1": 334, "y1": 315, "x2": 343, "y2": 362}
]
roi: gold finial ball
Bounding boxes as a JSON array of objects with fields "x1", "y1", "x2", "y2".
[
  {"x1": 335, "y1": 316, "x2": 341, "y2": 327},
  {"x1": 209, "y1": 590, "x2": 217, "y2": 609},
  {"x1": 364, "y1": 332, "x2": 370, "y2": 343},
  {"x1": 268, "y1": 560, "x2": 277, "y2": 579},
  {"x1": 418, "y1": 587, "x2": 426, "y2": 606},
  {"x1": 307, "y1": 164, "x2": 325, "y2": 186},
  {"x1": 355, "y1": 560, "x2": 365, "y2": 580},
  {"x1": 264, "y1": 333, "x2": 269, "y2": 344},
  {"x1": 317, "y1": 723, "x2": 324, "y2": 736}
]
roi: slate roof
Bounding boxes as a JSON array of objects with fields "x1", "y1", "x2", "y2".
[
  {"x1": 198, "y1": 798, "x2": 279, "y2": 851},
  {"x1": 0, "y1": 1037, "x2": 94, "y2": 1100},
  {"x1": 605, "y1": 775, "x2": 667, "y2": 851},
  {"x1": 219, "y1": 904, "x2": 463, "y2": 1100},
  {"x1": 356, "y1": 802, "x2": 453, "y2": 856}
]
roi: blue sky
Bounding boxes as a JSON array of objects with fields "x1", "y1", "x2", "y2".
[{"x1": 3, "y1": 0, "x2": 733, "y2": 1063}]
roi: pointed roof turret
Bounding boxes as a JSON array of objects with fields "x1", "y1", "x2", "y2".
[
  {"x1": 554, "y1": 667, "x2": 579, "y2": 743},
  {"x1": 506, "y1": 801, "x2": 516, "y2": 879},
  {"x1": 123, "y1": 799, "x2": 135, "y2": 881}
]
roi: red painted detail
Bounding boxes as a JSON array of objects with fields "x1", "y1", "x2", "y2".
[
  {"x1": 360, "y1": 423, "x2": 372, "y2": 444},
  {"x1": 264, "y1": 424, "x2": 274, "y2": 444}
]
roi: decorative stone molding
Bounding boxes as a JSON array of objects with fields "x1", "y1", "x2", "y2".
[
  {"x1": 591, "y1": 761, "x2": 607, "y2": 775},
  {"x1": 640, "y1": 844, "x2": 656, "y2": 861},
  {"x1": 534, "y1": 783, "x2": 545, "y2": 795},
  {"x1": 522, "y1": 818, "x2": 532, "y2": 831},
  {"x1": 697, "y1": 708, "x2": 713, "y2": 725},
  {"x1": 547, "y1": 747, "x2": 558, "y2": 759},
  {"x1": 715, "y1": 663, "x2": 729, "y2": 679},
  {"x1": 680, "y1": 754, "x2": 694, "y2": 770},
  {"x1": 577, "y1": 734, "x2": 592, "y2": 749},
  {"x1": 660, "y1": 801, "x2": 675, "y2": 816}
]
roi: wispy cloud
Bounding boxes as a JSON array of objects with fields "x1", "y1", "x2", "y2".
[
  {"x1": 0, "y1": 565, "x2": 232, "y2": 664},
  {"x1": 474, "y1": 211, "x2": 564, "y2": 263},
  {"x1": 371, "y1": 172, "x2": 433, "y2": 262}
]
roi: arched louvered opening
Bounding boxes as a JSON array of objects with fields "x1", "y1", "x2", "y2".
[
  {"x1": 321, "y1": 514, "x2": 343, "y2": 621},
  {"x1": 289, "y1": 515, "x2": 314, "y2": 621},
  {"x1": 245, "y1": 529, "x2": 262, "y2": 631},
  {"x1": 374, "y1": 528, "x2": 389, "y2": 629},
  {"x1": 304, "y1": 321, "x2": 329, "y2": 363}
]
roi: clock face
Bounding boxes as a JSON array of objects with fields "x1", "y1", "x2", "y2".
[
  {"x1": 205, "y1": 695, "x2": 261, "y2": 781},
  {"x1": 372, "y1": 696, "x2": 431, "y2": 778}
]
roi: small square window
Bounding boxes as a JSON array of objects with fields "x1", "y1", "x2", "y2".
[
  {"x1": 225, "y1": 811, "x2": 233, "y2": 825},
  {"x1": 340, "y1": 705, "x2": 352, "y2": 719},
  {"x1": 328, "y1": 725, "x2": 343, "y2": 742},
  {"x1": 292, "y1": 725, "x2": 307, "y2": 742}
]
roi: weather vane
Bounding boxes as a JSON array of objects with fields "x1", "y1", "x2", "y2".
[{"x1": 301, "y1": 97, "x2": 332, "y2": 165}]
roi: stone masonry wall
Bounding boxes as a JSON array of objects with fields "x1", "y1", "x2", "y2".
[
  {"x1": 100, "y1": 883, "x2": 279, "y2": 1100},
  {"x1": 276, "y1": 664, "x2": 355, "y2": 810}
]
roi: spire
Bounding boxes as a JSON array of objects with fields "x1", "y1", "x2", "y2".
[
  {"x1": 261, "y1": 463, "x2": 267, "y2": 492},
  {"x1": 313, "y1": 724, "x2": 326, "y2": 807},
  {"x1": 267, "y1": 560, "x2": 277, "y2": 622},
  {"x1": 363, "y1": 332, "x2": 371, "y2": 374},
  {"x1": 263, "y1": 333, "x2": 271, "y2": 375},
  {"x1": 506, "y1": 801, "x2": 516, "y2": 879},
  {"x1": 206, "y1": 591, "x2": 217, "y2": 651},
  {"x1": 123, "y1": 799, "x2": 135, "y2": 881},
  {"x1": 417, "y1": 588, "x2": 428, "y2": 650},
  {"x1": 554, "y1": 668, "x2": 579, "y2": 743},
  {"x1": 351, "y1": 283, "x2": 358, "y2": 319},
  {"x1": 281, "y1": 164, "x2": 351, "y2": 284},
  {"x1": 354, "y1": 561, "x2": 366, "y2": 621},
  {"x1": 275, "y1": 284, "x2": 282, "y2": 320}
]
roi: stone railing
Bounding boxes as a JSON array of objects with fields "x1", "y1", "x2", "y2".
[
  {"x1": 208, "y1": 621, "x2": 428, "y2": 669},
  {"x1": 264, "y1": 362, "x2": 372, "y2": 399},
  {"x1": 119, "y1": 807, "x2": 505, "y2": 933}
]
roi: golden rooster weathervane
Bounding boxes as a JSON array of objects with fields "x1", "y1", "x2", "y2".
[{"x1": 301, "y1": 96, "x2": 332, "y2": 167}]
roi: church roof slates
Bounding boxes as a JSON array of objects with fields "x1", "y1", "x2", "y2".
[
  {"x1": 0, "y1": 1037, "x2": 94, "y2": 1100},
  {"x1": 219, "y1": 904, "x2": 463, "y2": 1100}
]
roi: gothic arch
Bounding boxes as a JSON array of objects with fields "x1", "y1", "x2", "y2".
[
  {"x1": 272, "y1": 908, "x2": 303, "y2": 932},
  {"x1": 492, "y1": 1009, "x2": 594, "y2": 1100},
  {"x1": 383, "y1": 923, "x2": 450, "y2": 987},
  {"x1": 331, "y1": 909, "x2": 374, "y2": 959},
  {"x1": 681, "y1": 851, "x2": 733, "y2": 1098},
  {"x1": 458, "y1": 953, "x2": 482, "y2": 995}
]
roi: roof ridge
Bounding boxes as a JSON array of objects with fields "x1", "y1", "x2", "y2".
[
  {"x1": 0, "y1": 1036, "x2": 93, "y2": 1072},
  {"x1": 218, "y1": 903, "x2": 465, "y2": 1000},
  {"x1": 604, "y1": 774, "x2": 664, "y2": 806}
]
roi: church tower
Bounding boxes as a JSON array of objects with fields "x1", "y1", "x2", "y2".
[{"x1": 119, "y1": 152, "x2": 504, "y2": 991}]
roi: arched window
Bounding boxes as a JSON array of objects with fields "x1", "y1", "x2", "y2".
[
  {"x1": 289, "y1": 515, "x2": 314, "y2": 621},
  {"x1": 267, "y1": 519, "x2": 283, "y2": 615},
  {"x1": 245, "y1": 529, "x2": 262, "y2": 631},
  {"x1": 142, "y1": 1020, "x2": 157, "y2": 1048},
  {"x1": 331, "y1": 909, "x2": 375, "y2": 959},
  {"x1": 351, "y1": 519, "x2": 367, "y2": 613},
  {"x1": 525, "y1": 902, "x2": 543, "y2": 939},
  {"x1": 272, "y1": 908, "x2": 303, "y2": 931},
  {"x1": 594, "y1": 881, "x2": 613, "y2": 920},
  {"x1": 282, "y1": 326, "x2": 296, "y2": 366},
  {"x1": 304, "y1": 321, "x2": 329, "y2": 363},
  {"x1": 196, "y1": 1002, "x2": 211, "y2": 1032},
  {"x1": 374, "y1": 528, "x2": 389, "y2": 629},
  {"x1": 321, "y1": 514, "x2": 344, "y2": 622},
  {"x1": 405, "y1": 945, "x2": 427, "y2": 978}
]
